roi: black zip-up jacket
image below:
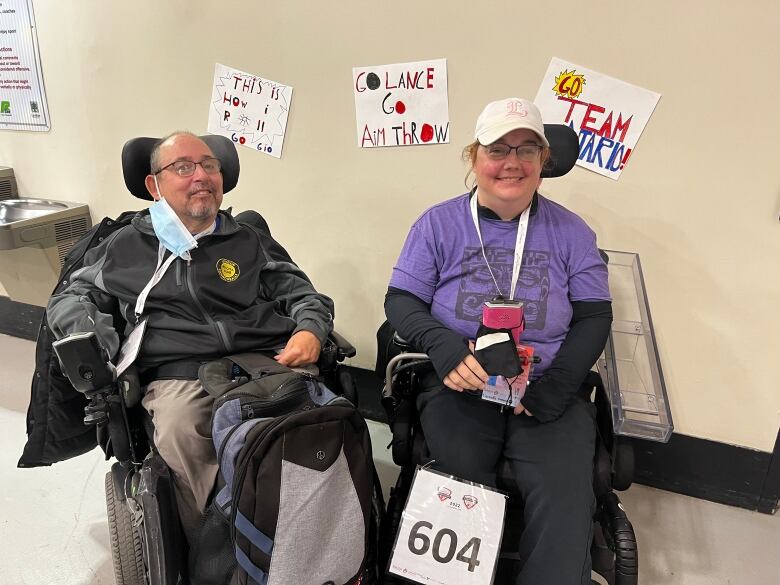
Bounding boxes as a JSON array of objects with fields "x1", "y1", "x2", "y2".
[
  {"x1": 47, "y1": 209, "x2": 334, "y2": 371},
  {"x1": 20, "y1": 210, "x2": 333, "y2": 468}
]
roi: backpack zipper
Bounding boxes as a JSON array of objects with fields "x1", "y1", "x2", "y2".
[
  {"x1": 213, "y1": 376, "x2": 310, "y2": 412},
  {"x1": 215, "y1": 381, "x2": 310, "y2": 469}
]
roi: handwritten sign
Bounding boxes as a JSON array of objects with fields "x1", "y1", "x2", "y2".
[
  {"x1": 352, "y1": 58, "x2": 449, "y2": 148},
  {"x1": 207, "y1": 63, "x2": 292, "y2": 158},
  {"x1": 534, "y1": 57, "x2": 660, "y2": 180}
]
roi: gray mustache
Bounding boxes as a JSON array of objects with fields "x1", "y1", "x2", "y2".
[{"x1": 188, "y1": 182, "x2": 214, "y2": 196}]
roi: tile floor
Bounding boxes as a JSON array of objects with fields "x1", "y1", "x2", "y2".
[{"x1": 1, "y1": 334, "x2": 777, "y2": 585}]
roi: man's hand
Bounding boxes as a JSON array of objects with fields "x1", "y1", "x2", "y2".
[
  {"x1": 274, "y1": 330, "x2": 322, "y2": 367},
  {"x1": 514, "y1": 402, "x2": 534, "y2": 416},
  {"x1": 443, "y1": 342, "x2": 488, "y2": 392}
]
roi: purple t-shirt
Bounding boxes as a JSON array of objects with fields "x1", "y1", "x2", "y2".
[{"x1": 389, "y1": 193, "x2": 610, "y2": 379}]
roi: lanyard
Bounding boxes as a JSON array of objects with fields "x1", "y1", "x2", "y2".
[
  {"x1": 135, "y1": 246, "x2": 176, "y2": 317},
  {"x1": 134, "y1": 221, "x2": 216, "y2": 317},
  {"x1": 469, "y1": 192, "x2": 530, "y2": 301}
]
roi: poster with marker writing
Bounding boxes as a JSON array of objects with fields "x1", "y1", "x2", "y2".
[
  {"x1": 207, "y1": 63, "x2": 292, "y2": 158},
  {"x1": 352, "y1": 58, "x2": 450, "y2": 148},
  {"x1": 534, "y1": 57, "x2": 660, "y2": 180}
]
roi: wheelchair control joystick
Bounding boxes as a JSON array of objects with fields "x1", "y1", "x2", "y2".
[{"x1": 52, "y1": 331, "x2": 117, "y2": 426}]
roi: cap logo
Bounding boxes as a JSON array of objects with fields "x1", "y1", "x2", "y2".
[{"x1": 506, "y1": 100, "x2": 528, "y2": 117}]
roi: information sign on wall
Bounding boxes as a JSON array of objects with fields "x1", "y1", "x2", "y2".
[{"x1": 0, "y1": 0, "x2": 50, "y2": 132}]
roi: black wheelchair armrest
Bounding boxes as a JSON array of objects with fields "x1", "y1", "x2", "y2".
[
  {"x1": 328, "y1": 330, "x2": 356, "y2": 360},
  {"x1": 391, "y1": 331, "x2": 416, "y2": 352},
  {"x1": 588, "y1": 370, "x2": 614, "y2": 447},
  {"x1": 586, "y1": 369, "x2": 635, "y2": 492}
]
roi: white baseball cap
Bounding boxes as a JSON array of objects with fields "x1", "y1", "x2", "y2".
[{"x1": 474, "y1": 97, "x2": 549, "y2": 147}]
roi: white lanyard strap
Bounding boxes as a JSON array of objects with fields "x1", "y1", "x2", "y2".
[
  {"x1": 135, "y1": 245, "x2": 176, "y2": 317},
  {"x1": 134, "y1": 221, "x2": 217, "y2": 318},
  {"x1": 469, "y1": 192, "x2": 531, "y2": 300}
]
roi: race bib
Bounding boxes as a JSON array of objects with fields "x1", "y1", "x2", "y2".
[{"x1": 388, "y1": 467, "x2": 507, "y2": 585}]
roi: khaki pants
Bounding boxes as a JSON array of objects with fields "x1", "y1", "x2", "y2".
[{"x1": 141, "y1": 379, "x2": 219, "y2": 544}]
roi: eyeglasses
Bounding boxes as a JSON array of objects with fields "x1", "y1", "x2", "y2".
[
  {"x1": 483, "y1": 143, "x2": 543, "y2": 162},
  {"x1": 155, "y1": 157, "x2": 222, "y2": 177}
]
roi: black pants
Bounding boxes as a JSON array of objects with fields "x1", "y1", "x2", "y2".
[{"x1": 417, "y1": 383, "x2": 596, "y2": 585}]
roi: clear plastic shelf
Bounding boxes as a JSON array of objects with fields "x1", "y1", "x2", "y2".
[{"x1": 597, "y1": 250, "x2": 673, "y2": 443}]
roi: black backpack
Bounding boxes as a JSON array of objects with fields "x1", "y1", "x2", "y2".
[{"x1": 191, "y1": 352, "x2": 377, "y2": 585}]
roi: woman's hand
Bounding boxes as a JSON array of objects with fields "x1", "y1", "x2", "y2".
[{"x1": 443, "y1": 342, "x2": 488, "y2": 392}]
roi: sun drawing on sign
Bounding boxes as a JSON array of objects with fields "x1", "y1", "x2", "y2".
[
  {"x1": 238, "y1": 114, "x2": 251, "y2": 126},
  {"x1": 552, "y1": 69, "x2": 586, "y2": 99}
]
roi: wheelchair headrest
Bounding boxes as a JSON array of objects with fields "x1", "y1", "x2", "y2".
[
  {"x1": 121, "y1": 134, "x2": 240, "y2": 201},
  {"x1": 540, "y1": 124, "x2": 579, "y2": 179}
]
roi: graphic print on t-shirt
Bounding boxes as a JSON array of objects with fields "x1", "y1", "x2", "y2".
[{"x1": 457, "y1": 247, "x2": 550, "y2": 329}]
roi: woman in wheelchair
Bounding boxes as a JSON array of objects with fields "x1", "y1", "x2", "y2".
[{"x1": 385, "y1": 98, "x2": 613, "y2": 585}]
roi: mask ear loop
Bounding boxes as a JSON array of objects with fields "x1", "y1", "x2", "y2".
[
  {"x1": 153, "y1": 174, "x2": 164, "y2": 201},
  {"x1": 139, "y1": 173, "x2": 192, "y2": 317}
]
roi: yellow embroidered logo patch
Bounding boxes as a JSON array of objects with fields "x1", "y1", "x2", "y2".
[{"x1": 216, "y1": 258, "x2": 240, "y2": 282}]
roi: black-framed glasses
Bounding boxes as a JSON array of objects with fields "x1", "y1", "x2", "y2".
[
  {"x1": 154, "y1": 157, "x2": 221, "y2": 177},
  {"x1": 483, "y1": 143, "x2": 543, "y2": 162}
]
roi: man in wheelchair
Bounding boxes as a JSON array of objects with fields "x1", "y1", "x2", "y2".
[
  {"x1": 383, "y1": 98, "x2": 613, "y2": 585},
  {"x1": 46, "y1": 131, "x2": 335, "y2": 546}
]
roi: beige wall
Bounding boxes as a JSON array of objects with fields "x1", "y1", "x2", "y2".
[{"x1": 1, "y1": 1, "x2": 778, "y2": 451}]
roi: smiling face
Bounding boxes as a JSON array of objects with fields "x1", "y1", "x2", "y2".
[
  {"x1": 144, "y1": 133, "x2": 224, "y2": 233},
  {"x1": 473, "y1": 128, "x2": 544, "y2": 218}
]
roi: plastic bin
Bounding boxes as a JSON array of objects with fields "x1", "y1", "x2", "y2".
[{"x1": 597, "y1": 250, "x2": 673, "y2": 443}]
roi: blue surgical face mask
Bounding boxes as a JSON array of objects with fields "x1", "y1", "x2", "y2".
[{"x1": 149, "y1": 176, "x2": 198, "y2": 258}]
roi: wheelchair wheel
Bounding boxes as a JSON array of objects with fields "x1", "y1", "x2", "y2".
[
  {"x1": 611, "y1": 441, "x2": 635, "y2": 492},
  {"x1": 105, "y1": 470, "x2": 146, "y2": 585}
]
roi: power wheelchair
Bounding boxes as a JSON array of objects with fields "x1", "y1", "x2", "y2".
[
  {"x1": 373, "y1": 123, "x2": 638, "y2": 585},
  {"x1": 52, "y1": 134, "x2": 370, "y2": 585},
  {"x1": 375, "y1": 329, "x2": 638, "y2": 585}
]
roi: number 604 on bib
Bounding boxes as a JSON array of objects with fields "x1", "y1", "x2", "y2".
[{"x1": 388, "y1": 467, "x2": 507, "y2": 585}]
